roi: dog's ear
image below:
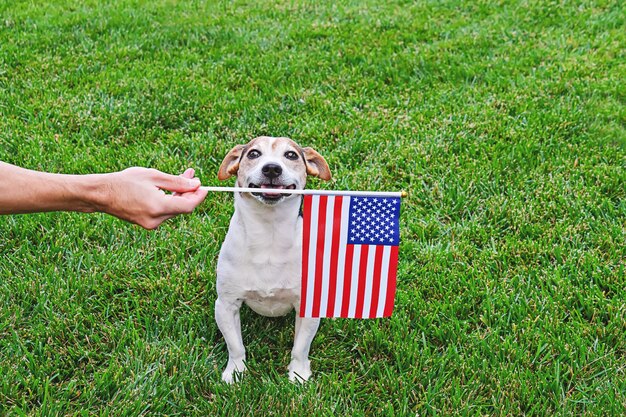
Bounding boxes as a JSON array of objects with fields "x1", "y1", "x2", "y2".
[
  {"x1": 302, "y1": 147, "x2": 332, "y2": 181},
  {"x1": 218, "y1": 144, "x2": 246, "y2": 180}
]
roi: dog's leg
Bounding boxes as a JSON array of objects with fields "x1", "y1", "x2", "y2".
[
  {"x1": 215, "y1": 298, "x2": 246, "y2": 383},
  {"x1": 288, "y1": 315, "x2": 320, "y2": 382}
]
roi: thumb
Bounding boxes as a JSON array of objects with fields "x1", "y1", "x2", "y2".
[
  {"x1": 172, "y1": 168, "x2": 196, "y2": 196},
  {"x1": 154, "y1": 170, "x2": 201, "y2": 193}
]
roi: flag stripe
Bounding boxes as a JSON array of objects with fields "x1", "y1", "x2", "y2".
[
  {"x1": 362, "y1": 245, "x2": 377, "y2": 318},
  {"x1": 318, "y1": 196, "x2": 335, "y2": 316},
  {"x1": 355, "y1": 245, "x2": 369, "y2": 319},
  {"x1": 348, "y1": 245, "x2": 360, "y2": 318},
  {"x1": 304, "y1": 195, "x2": 320, "y2": 317},
  {"x1": 325, "y1": 196, "x2": 344, "y2": 317},
  {"x1": 300, "y1": 195, "x2": 313, "y2": 317},
  {"x1": 369, "y1": 245, "x2": 385, "y2": 318},
  {"x1": 341, "y1": 243, "x2": 355, "y2": 318},
  {"x1": 333, "y1": 196, "x2": 350, "y2": 317},
  {"x1": 383, "y1": 245, "x2": 399, "y2": 317},
  {"x1": 311, "y1": 196, "x2": 328, "y2": 318},
  {"x1": 376, "y1": 246, "x2": 392, "y2": 317}
]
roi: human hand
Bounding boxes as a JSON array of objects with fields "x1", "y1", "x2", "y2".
[{"x1": 96, "y1": 167, "x2": 208, "y2": 229}]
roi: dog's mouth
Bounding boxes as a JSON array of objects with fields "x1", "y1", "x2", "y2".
[{"x1": 248, "y1": 183, "x2": 297, "y2": 202}]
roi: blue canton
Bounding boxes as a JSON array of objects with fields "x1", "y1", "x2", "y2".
[{"x1": 347, "y1": 196, "x2": 401, "y2": 246}]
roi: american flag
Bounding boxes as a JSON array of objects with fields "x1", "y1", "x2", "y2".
[{"x1": 300, "y1": 194, "x2": 401, "y2": 319}]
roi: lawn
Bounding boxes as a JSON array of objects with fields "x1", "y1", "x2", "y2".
[{"x1": 1, "y1": 0, "x2": 624, "y2": 415}]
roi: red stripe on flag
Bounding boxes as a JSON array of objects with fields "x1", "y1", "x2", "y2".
[
  {"x1": 368, "y1": 245, "x2": 385, "y2": 318},
  {"x1": 340, "y1": 244, "x2": 355, "y2": 318},
  {"x1": 325, "y1": 196, "x2": 343, "y2": 317},
  {"x1": 354, "y1": 245, "x2": 369, "y2": 319},
  {"x1": 383, "y1": 245, "x2": 399, "y2": 317},
  {"x1": 311, "y1": 196, "x2": 328, "y2": 318},
  {"x1": 299, "y1": 195, "x2": 313, "y2": 317}
]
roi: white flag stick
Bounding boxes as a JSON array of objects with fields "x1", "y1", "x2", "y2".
[{"x1": 199, "y1": 186, "x2": 407, "y2": 198}]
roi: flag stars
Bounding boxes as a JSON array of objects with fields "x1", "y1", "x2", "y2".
[{"x1": 348, "y1": 196, "x2": 400, "y2": 246}]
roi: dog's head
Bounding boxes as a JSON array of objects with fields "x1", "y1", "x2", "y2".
[{"x1": 218, "y1": 136, "x2": 331, "y2": 205}]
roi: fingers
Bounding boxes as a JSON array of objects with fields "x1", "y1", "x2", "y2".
[
  {"x1": 124, "y1": 167, "x2": 208, "y2": 229},
  {"x1": 153, "y1": 169, "x2": 201, "y2": 193},
  {"x1": 161, "y1": 188, "x2": 208, "y2": 216},
  {"x1": 180, "y1": 168, "x2": 195, "y2": 178},
  {"x1": 173, "y1": 169, "x2": 196, "y2": 197}
]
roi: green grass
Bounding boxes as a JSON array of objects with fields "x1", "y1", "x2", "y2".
[{"x1": 1, "y1": 0, "x2": 625, "y2": 415}]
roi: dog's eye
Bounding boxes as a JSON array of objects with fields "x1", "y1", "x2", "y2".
[
  {"x1": 284, "y1": 151, "x2": 299, "y2": 161},
  {"x1": 247, "y1": 150, "x2": 261, "y2": 159}
]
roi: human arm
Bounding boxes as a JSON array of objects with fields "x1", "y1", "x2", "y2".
[{"x1": 0, "y1": 162, "x2": 208, "y2": 229}]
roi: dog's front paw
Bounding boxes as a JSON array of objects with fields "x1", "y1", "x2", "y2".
[
  {"x1": 222, "y1": 359, "x2": 246, "y2": 384},
  {"x1": 288, "y1": 359, "x2": 312, "y2": 383}
]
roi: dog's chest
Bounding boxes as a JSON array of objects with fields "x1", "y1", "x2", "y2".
[
  {"x1": 221, "y1": 236, "x2": 302, "y2": 317},
  {"x1": 217, "y1": 211, "x2": 303, "y2": 315},
  {"x1": 239, "y1": 235, "x2": 301, "y2": 287}
]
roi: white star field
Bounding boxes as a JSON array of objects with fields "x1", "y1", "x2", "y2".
[{"x1": 348, "y1": 196, "x2": 400, "y2": 246}]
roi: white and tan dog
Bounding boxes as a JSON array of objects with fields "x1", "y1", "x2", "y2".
[{"x1": 215, "y1": 136, "x2": 331, "y2": 383}]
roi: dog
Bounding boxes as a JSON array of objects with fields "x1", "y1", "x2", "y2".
[{"x1": 215, "y1": 136, "x2": 331, "y2": 383}]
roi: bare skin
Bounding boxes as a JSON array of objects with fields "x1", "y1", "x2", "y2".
[{"x1": 0, "y1": 162, "x2": 208, "y2": 229}]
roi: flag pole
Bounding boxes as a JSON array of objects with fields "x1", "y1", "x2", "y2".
[{"x1": 200, "y1": 186, "x2": 407, "y2": 198}]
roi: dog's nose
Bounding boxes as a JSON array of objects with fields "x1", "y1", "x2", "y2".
[{"x1": 262, "y1": 163, "x2": 283, "y2": 179}]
